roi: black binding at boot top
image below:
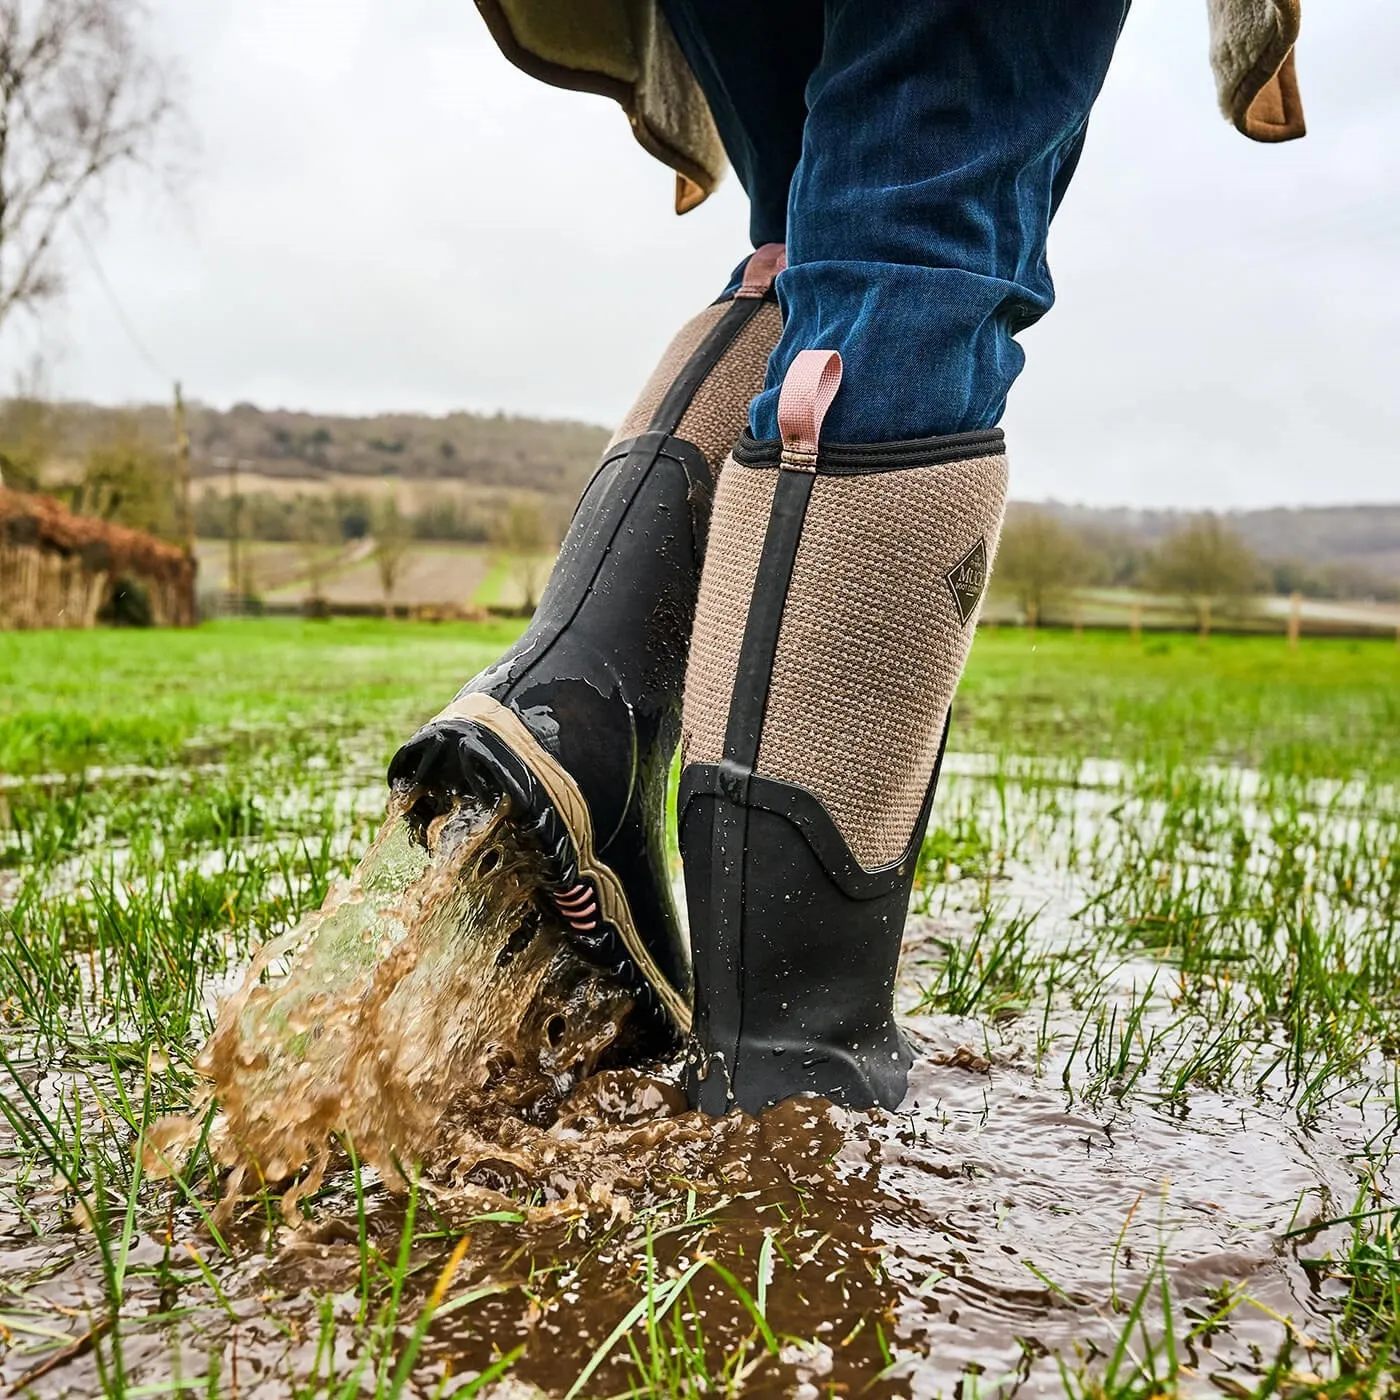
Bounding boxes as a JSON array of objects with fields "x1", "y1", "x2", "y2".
[
  {"x1": 389, "y1": 285, "x2": 777, "y2": 1044},
  {"x1": 731, "y1": 426, "x2": 1006, "y2": 473}
]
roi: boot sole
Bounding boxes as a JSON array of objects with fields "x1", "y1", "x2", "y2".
[{"x1": 427, "y1": 692, "x2": 692, "y2": 1035}]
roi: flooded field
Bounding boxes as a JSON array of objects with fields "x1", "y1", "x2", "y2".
[{"x1": 0, "y1": 621, "x2": 1397, "y2": 1397}]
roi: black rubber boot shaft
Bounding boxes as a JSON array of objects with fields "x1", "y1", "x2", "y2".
[
  {"x1": 389, "y1": 290, "x2": 777, "y2": 1026},
  {"x1": 677, "y1": 752, "x2": 941, "y2": 1114}
]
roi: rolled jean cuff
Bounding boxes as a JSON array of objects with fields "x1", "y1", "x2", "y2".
[{"x1": 747, "y1": 260, "x2": 1045, "y2": 443}]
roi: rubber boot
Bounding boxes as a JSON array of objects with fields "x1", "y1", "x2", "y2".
[
  {"x1": 388, "y1": 247, "x2": 786, "y2": 1043},
  {"x1": 678, "y1": 350, "x2": 1009, "y2": 1112}
]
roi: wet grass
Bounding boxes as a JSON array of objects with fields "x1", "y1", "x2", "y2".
[
  {"x1": 0, "y1": 617, "x2": 524, "y2": 778},
  {"x1": 0, "y1": 620, "x2": 1397, "y2": 1395},
  {"x1": 956, "y1": 627, "x2": 1400, "y2": 781}
]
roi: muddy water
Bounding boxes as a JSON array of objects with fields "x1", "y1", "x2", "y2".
[
  {"x1": 0, "y1": 771, "x2": 1393, "y2": 1397},
  {"x1": 148, "y1": 792, "x2": 656, "y2": 1210},
  {"x1": 156, "y1": 1018, "x2": 1375, "y2": 1398}
]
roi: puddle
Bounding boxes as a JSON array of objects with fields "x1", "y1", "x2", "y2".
[{"x1": 0, "y1": 764, "x2": 1395, "y2": 1397}]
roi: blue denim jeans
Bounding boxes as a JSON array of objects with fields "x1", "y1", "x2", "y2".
[{"x1": 657, "y1": 0, "x2": 1130, "y2": 443}]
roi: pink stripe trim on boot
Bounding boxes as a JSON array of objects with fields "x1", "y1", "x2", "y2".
[
  {"x1": 776, "y1": 350, "x2": 843, "y2": 471},
  {"x1": 735, "y1": 243, "x2": 787, "y2": 299},
  {"x1": 553, "y1": 881, "x2": 600, "y2": 932}
]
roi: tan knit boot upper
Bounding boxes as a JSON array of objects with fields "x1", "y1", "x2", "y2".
[{"x1": 683, "y1": 352, "x2": 1008, "y2": 868}]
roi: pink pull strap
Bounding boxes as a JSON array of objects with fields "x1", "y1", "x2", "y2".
[
  {"x1": 734, "y1": 242, "x2": 787, "y2": 299},
  {"x1": 777, "y1": 350, "x2": 843, "y2": 470}
]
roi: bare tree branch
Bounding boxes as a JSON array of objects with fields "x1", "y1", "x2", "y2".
[{"x1": 0, "y1": 0, "x2": 179, "y2": 331}]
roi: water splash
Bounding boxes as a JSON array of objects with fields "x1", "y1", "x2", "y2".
[{"x1": 148, "y1": 792, "x2": 651, "y2": 1212}]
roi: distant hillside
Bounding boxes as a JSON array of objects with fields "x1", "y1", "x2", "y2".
[
  {"x1": 21, "y1": 399, "x2": 1400, "y2": 590},
  {"x1": 1227, "y1": 506, "x2": 1400, "y2": 581},
  {"x1": 44, "y1": 401, "x2": 612, "y2": 499}
]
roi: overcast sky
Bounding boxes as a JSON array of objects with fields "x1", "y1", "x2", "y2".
[{"x1": 1, "y1": 0, "x2": 1395, "y2": 510}]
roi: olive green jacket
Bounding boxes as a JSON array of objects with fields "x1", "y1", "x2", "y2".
[{"x1": 474, "y1": 0, "x2": 1304, "y2": 214}]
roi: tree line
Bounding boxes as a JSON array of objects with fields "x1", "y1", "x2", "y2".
[{"x1": 991, "y1": 508, "x2": 1400, "y2": 638}]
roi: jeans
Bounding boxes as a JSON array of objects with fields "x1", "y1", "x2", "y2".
[{"x1": 657, "y1": 0, "x2": 1130, "y2": 443}]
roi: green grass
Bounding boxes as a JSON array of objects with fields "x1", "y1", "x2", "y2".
[
  {"x1": 5, "y1": 621, "x2": 1396, "y2": 779},
  {"x1": 0, "y1": 617, "x2": 523, "y2": 777},
  {"x1": 955, "y1": 627, "x2": 1400, "y2": 780},
  {"x1": 0, "y1": 620, "x2": 1396, "y2": 1396}
]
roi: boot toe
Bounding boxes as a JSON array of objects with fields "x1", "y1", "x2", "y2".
[{"x1": 388, "y1": 704, "x2": 691, "y2": 1043}]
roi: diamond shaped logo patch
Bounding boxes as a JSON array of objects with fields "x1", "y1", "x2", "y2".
[{"x1": 945, "y1": 537, "x2": 989, "y2": 626}]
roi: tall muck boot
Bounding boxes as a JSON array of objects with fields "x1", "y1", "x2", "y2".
[
  {"x1": 679, "y1": 350, "x2": 1008, "y2": 1113},
  {"x1": 389, "y1": 246, "x2": 786, "y2": 1045}
]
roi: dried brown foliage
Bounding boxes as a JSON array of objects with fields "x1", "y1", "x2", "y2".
[{"x1": 0, "y1": 482, "x2": 190, "y2": 582}]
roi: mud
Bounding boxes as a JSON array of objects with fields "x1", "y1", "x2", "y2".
[
  {"x1": 0, "y1": 769, "x2": 1395, "y2": 1397},
  {"x1": 32, "y1": 1028, "x2": 1378, "y2": 1397}
]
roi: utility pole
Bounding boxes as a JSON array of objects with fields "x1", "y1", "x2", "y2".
[
  {"x1": 227, "y1": 456, "x2": 242, "y2": 614},
  {"x1": 173, "y1": 381, "x2": 193, "y2": 553}
]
